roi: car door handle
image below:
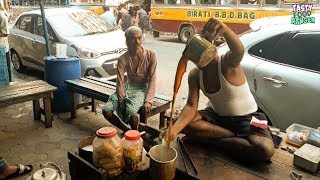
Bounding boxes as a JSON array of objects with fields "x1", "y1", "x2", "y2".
[{"x1": 263, "y1": 77, "x2": 288, "y2": 86}]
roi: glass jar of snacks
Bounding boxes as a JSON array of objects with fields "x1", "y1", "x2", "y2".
[
  {"x1": 122, "y1": 130, "x2": 143, "y2": 172},
  {"x1": 92, "y1": 127, "x2": 123, "y2": 177}
]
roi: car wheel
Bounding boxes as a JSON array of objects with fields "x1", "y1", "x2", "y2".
[
  {"x1": 179, "y1": 26, "x2": 195, "y2": 44},
  {"x1": 11, "y1": 50, "x2": 25, "y2": 73},
  {"x1": 153, "y1": 31, "x2": 160, "y2": 38}
]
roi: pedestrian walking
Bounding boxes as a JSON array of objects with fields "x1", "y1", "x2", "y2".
[{"x1": 135, "y1": 4, "x2": 149, "y2": 42}]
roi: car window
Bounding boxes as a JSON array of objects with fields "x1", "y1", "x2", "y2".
[
  {"x1": 16, "y1": 15, "x2": 33, "y2": 33},
  {"x1": 271, "y1": 32, "x2": 320, "y2": 72},
  {"x1": 49, "y1": 11, "x2": 116, "y2": 37},
  {"x1": 34, "y1": 16, "x2": 57, "y2": 41},
  {"x1": 248, "y1": 32, "x2": 288, "y2": 59}
]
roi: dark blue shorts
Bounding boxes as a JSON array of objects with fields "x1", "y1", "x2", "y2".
[{"x1": 198, "y1": 107, "x2": 272, "y2": 139}]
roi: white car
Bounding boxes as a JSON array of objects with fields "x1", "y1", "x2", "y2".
[
  {"x1": 218, "y1": 14, "x2": 320, "y2": 131},
  {"x1": 9, "y1": 8, "x2": 127, "y2": 77}
]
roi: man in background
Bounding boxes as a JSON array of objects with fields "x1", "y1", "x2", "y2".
[
  {"x1": 100, "y1": 5, "x2": 116, "y2": 27},
  {"x1": 118, "y1": 5, "x2": 131, "y2": 32},
  {"x1": 135, "y1": 4, "x2": 149, "y2": 42}
]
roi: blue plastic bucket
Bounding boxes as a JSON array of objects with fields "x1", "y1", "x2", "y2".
[
  {"x1": 0, "y1": 46, "x2": 9, "y2": 87},
  {"x1": 45, "y1": 56, "x2": 81, "y2": 112}
]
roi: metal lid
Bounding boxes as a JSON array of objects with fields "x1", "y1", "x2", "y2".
[
  {"x1": 31, "y1": 168, "x2": 59, "y2": 180},
  {"x1": 96, "y1": 127, "x2": 117, "y2": 139},
  {"x1": 124, "y1": 130, "x2": 140, "y2": 140}
]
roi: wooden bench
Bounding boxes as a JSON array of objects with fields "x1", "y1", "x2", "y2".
[
  {"x1": 65, "y1": 76, "x2": 172, "y2": 129},
  {"x1": 0, "y1": 80, "x2": 57, "y2": 128}
]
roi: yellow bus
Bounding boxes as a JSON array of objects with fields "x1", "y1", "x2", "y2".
[
  {"x1": 150, "y1": 0, "x2": 320, "y2": 43},
  {"x1": 70, "y1": 0, "x2": 106, "y2": 15}
]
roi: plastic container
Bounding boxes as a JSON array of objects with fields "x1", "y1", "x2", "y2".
[
  {"x1": 306, "y1": 130, "x2": 320, "y2": 148},
  {"x1": 92, "y1": 127, "x2": 123, "y2": 177},
  {"x1": 122, "y1": 130, "x2": 143, "y2": 172},
  {"x1": 285, "y1": 123, "x2": 315, "y2": 147},
  {"x1": 44, "y1": 56, "x2": 81, "y2": 112}
]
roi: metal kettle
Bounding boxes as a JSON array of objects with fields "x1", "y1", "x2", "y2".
[{"x1": 27, "y1": 162, "x2": 67, "y2": 180}]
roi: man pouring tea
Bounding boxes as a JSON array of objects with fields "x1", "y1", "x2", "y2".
[{"x1": 168, "y1": 18, "x2": 274, "y2": 163}]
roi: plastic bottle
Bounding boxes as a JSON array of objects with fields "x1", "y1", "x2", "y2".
[
  {"x1": 122, "y1": 130, "x2": 143, "y2": 172},
  {"x1": 92, "y1": 127, "x2": 123, "y2": 177}
]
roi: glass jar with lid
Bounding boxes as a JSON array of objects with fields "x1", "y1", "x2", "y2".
[
  {"x1": 122, "y1": 130, "x2": 143, "y2": 172},
  {"x1": 92, "y1": 127, "x2": 123, "y2": 177}
]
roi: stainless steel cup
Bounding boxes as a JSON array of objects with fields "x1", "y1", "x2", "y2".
[{"x1": 149, "y1": 144, "x2": 177, "y2": 180}]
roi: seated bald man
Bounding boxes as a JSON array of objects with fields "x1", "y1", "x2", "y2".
[{"x1": 102, "y1": 26, "x2": 157, "y2": 131}]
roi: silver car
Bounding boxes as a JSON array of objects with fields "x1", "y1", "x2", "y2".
[
  {"x1": 218, "y1": 15, "x2": 320, "y2": 131},
  {"x1": 9, "y1": 8, "x2": 127, "y2": 77}
]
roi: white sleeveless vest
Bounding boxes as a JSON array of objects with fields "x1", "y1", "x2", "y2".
[{"x1": 199, "y1": 56, "x2": 257, "y2": 116}]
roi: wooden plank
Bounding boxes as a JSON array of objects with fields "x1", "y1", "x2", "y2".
[
  {"x1": 0, "y1": 81, "x2": 56, "y2": 100},
  {"x1": 144, "y1": 101, "x2": 171, "y2": 118},
  {"x1": 159, "y1": 111, "x2": 165, "y2": 128},
  {"x1": 66, "y1": 79, "x2": 115, "y2": 94},
  {"x1": 80, "y1": 78, "x2": 117, "y2": 90},
  {"x1": 85, "y1": 76, "x2": 172, "y2": 102},
  {"x1": 66, "y1": 79, "x2": 114, "y2": 96},
  {"x1": 43, "y1": 97, "x2": 52, "y2": 128},
  {"x1": 0, "y1": 92, "x2": 53, "y2": 108},
  {"x1": 86, "y1": 76, "x2": 117, "y2": 87},
  {"x1": 66, "y1": 79, "x2": 169, "y2": 107},
  {"x1": 176, "y1": 136, "x2": 320, "y2": 179},
  {"x1": 68, "y1": 151, "x2": 107, "y2": 180},
  {"x1": 87, "y1": 75, "x2": 118, "y2": 82},
  {"x1": 70, "y1": 91, "x2": 76, "y2": 119},
  {"x1": 91, "y1": 98, "x2": 96, "y2": 113},
  {"x1": 83, "y1": 77, "x2": 171, "y2": 103},
  {"x1": 0, "y1": 81, "x2": 56, "y2": 128},
  {"x1": 66, "y1": 85, "x2": 110, "y2": 103},
  {"x1": 0, "y1": 80, "x2": 50, "y2": 92},
  {"x1": 33, "y1": 99, "x2": 41, "y2": 120},
  {"x1": 0, "y1": 85, "x2": 56, "y2": 101}
]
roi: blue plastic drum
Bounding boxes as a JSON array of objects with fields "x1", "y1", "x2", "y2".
[
  {"x1": 0, "y1": 46, "x2": 9, "y2": 87},
  {"x1": 45, "y1": 56, "x2": 81, "y2": 112}
]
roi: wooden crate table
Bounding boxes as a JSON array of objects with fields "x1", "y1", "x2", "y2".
[
  {"x1": 65, "y1": 76, "x2": 172, "y2": 129},
  {"x1": 0, "y1": 80, "x2": 57, "y2": 128},
  {"x1": 68, "y1": 123, "x2": 200, "y2": 180}
]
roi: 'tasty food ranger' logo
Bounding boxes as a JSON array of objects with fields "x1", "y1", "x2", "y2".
[{"x1": 291, "y1": 3, "x2": 315, "y2": 25}]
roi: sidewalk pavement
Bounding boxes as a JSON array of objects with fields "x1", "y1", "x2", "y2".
[{"x1": 0, "y1": 95, "x2": 159, "y2": 179}]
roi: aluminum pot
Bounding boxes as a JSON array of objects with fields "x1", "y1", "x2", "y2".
[
  {"x1": 78, "y1": 136, "x2": 94, "y2": 164},
  {"x1": 183, "y1": 34, "x2": 217, "y2": 69},
  {"x1": 149, "y1": 144, "x2": 177, "y2": 180}
]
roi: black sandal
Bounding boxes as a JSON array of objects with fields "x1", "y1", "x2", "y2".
[{"x1": 4, "y1": 164, "x2": 33, "y2": 179}]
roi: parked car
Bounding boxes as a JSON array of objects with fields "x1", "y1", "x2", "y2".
[
  {"x1": 9, "y1": 8, "x2": 127, "y2": 77},
  {"x1": 218, "y1": 14, "x2": 320, "y2": 131}
]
